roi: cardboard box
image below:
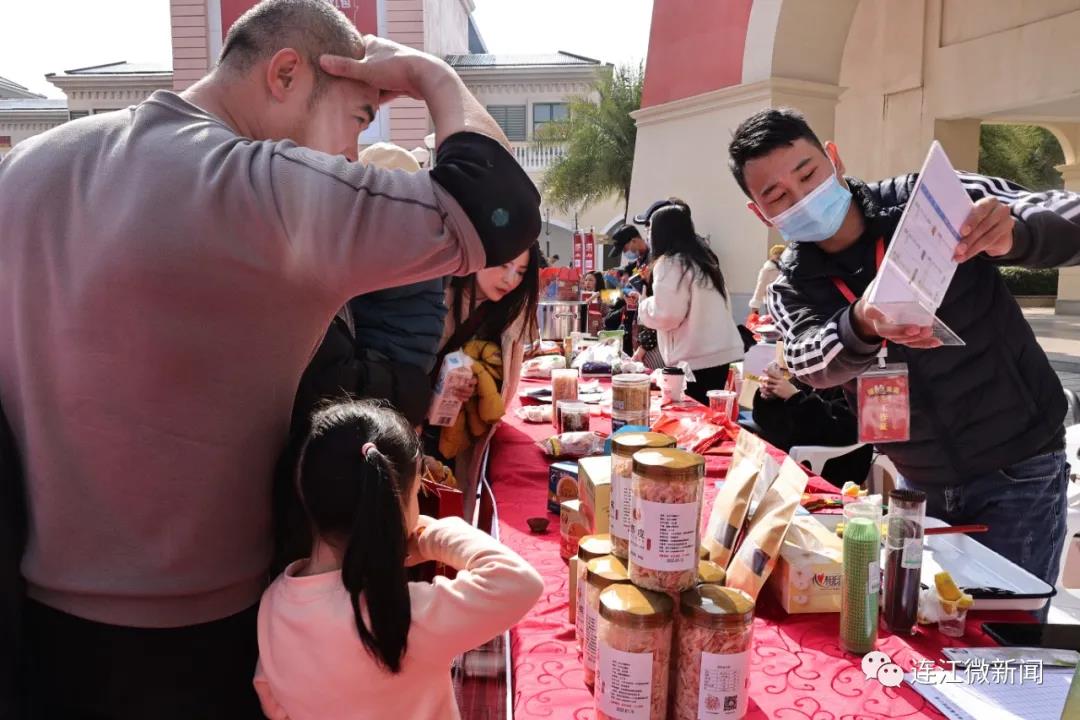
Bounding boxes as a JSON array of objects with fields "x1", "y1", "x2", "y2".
[
  {"x1": 577, "y1": 455, "x2": 611, "y2": 535},
  {"x1": 767, "y1": 515, "x2": 843, "y2": 614},
  {"x1": 560, "y1": 500, "x2": 588, "y2": 561},
  {"x1": 548, "y1": 461, "x2": 579, "y2": 514}
]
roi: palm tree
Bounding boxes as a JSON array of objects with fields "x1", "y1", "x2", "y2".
[{"x1": 537, "y1": 63, "x2": 643, "y2": 218}]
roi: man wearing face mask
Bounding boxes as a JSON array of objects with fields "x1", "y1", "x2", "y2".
[
  {"x1": 611, "y1": 223, "x2": 650, "y2": 271},
  {"x1": 728, "y1": 108, "x2": 1080, "y2": 589}
]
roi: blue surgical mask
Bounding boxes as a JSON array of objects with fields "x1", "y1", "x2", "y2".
[
  {"x1": 623, "y1": 250, "x2": 640, "y2": 262},
  {"x1": 766, "y1": 170, "x2": 852, "y2": 243}
]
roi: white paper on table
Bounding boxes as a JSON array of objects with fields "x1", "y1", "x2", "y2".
[{"x1": 867, "y1": 141, "x2": 970, "y2": 346}]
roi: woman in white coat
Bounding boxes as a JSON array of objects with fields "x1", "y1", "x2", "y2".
[
  {"x1": 637, "y1": 203, "x2": 743, "y2": 404},
  {"x1": 748, "y1": 243, "x2": 786, "y2": 318}
]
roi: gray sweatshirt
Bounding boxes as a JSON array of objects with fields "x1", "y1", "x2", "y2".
[{"x1": 0, "y1": 90, "x2": 538, "y2": 627}]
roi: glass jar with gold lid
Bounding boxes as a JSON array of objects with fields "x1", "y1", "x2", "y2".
[
  {"x1": 628, "y1": 448, "x2": 705, "y2": 593},
  {"x1": 574, "y1": 534, "x2": 612, "y2": 649},
  {"x1": 673, "y1": 585, "x2": 754, "y2": 720},
  {"x1": 610, "y1": 432, "x2": 676, "y2": 560},
  {"x1": 583, "y1": 555, "x2": 630, "y2": 687},
  {"x1": 595, "y1": 584, "x2": 675, "y2": 720}
]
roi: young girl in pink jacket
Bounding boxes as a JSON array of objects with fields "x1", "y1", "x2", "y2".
[{"x1": 254, "y1": 401, "x2": 543, "y2": 720}]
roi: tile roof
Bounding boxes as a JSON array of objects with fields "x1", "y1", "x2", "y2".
[{"x1": 445, "y1": 51, "x2": 604, "y2": 68}]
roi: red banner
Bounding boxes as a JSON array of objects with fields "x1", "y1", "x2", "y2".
[
  {"x1": 583, "y1": 230, "x2": 595, "y2": 272},
  {"x1": 219, "y1": 0, "x2": 378, "y2": 41}
]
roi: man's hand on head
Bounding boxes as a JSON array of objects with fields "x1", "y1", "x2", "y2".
[
  {"x1": 320, "y1": 35, "x2": 449, "y2": 105},
  {"x1": 954, "y1": 197, "x2": 1015, "y2": 262}
]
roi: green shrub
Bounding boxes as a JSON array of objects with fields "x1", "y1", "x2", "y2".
[{"x1": 998, "y1": 266, "x2": 1058, "y2": 295}]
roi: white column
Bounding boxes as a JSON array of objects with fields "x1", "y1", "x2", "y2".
[{"x1": 1055, "y1": 163, "x2": 1080, "y2": 314}]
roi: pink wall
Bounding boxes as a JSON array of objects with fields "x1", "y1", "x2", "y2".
[
  {"x1": 171, "y1": 0, "x2": 210, "y2": 90},
  {"x1": 385, "y1": 0, "x2": 429, "y2": 151},
  {"x1": 220, "y1": 0, "x2": 378, "y2": 37},
  {"x1": 640, "y1": 0, "x2": 754, "y2": 109}
]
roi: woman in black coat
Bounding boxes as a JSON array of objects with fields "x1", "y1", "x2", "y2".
[{"x1": 752, "y1": 366, "x2": 873, "y2": 486}]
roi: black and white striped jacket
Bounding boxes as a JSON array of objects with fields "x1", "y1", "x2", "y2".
[{"x1": 766, "y1": 174, "x2": 1079, "y2": 485}]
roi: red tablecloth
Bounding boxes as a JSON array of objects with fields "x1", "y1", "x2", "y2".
[{"x1": 491, "y1": 384, "x2": 1030, "y2": 720}]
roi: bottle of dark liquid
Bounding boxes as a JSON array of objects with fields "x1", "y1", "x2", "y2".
[{"x1": 883, "y1": 489, "x2": 927, "y2": 635}]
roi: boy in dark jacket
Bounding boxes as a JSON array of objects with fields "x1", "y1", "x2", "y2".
[
  {"x1": 349, "y1": 143, "x2": 449, "y2": 382},
  {"x1": 728, "y1": 108, "x2": 1080, "y2": 588}
]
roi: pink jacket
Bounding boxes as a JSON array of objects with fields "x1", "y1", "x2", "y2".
[{"x1": 254, "y1": 517, "x2": 542, "y2": 720}]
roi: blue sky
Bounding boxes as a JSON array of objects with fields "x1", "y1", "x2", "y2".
[{"x1": 1, "y1": 0, "x2": 652, "y2": 99}]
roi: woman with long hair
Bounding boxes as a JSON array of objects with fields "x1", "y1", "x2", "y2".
[
  {"x1": 429, "y1": 244, "x2": 541, "y2": 507},
  {"x1": 637, "y1": 203, "x2": 743, "y2": 404},
  {"x1": 581, "y1": 271, "x2": 606, "y2": 334}
]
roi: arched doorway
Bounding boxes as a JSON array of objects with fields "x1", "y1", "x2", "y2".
[{"x1": 630, "y1": 0, "x2": 1080, "y2": 314}]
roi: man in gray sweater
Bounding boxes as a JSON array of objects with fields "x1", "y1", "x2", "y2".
[{"x1": 0, "y1": 1, "x2": 540, "y2": 717}]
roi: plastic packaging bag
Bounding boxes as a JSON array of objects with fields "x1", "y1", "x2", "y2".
[
  {"x1": 515, "y1": 404, "x2": 553, "y2": 424},
  {"x1": 539, "y1": 432, "x2": 607, "y2": 459},
  {"x1": 650, "y1": 412, "x2": 736, "y2": 455},
  {"x1": 522, "y1": 354, "x2": 567, "y2": 379},
  {"x1": 726, "y1": 457, "x2": 809, "y2": 600},
  {"x1": 571, "y1": 336, "x2": 626, "y2": 371}
]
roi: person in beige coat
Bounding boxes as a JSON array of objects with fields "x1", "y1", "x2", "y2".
[
  {"x1": 748, "y1": 243, "x2": 786, "y2": 317},
  {"x1": 428, "y1": 244, "x2": 540, "y2": 516}
]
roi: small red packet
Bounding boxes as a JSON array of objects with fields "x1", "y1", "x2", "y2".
[{"x1": 856, "y1": 364, "x2": 910, "y2": 444}]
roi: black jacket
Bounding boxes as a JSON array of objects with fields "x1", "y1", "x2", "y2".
[
  {"x1": 0, "y1": 401, "x2": 26, "y2": 719},
  {"x1": 273, "y1": 315, "x2": 433, "y2": 573},
  {"x1": 767, "y1": 173, "x2": 1080, "y2": 486},
  {"x1": 752, "y1": 386, "x2": 873, "y2": 487}
]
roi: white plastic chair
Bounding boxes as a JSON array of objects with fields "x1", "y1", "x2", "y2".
[
  {"x1": 787, "y1": 443, "x2": 898, "y2": 496},
  {"x1": 787, "y1": 443, "x2": 865, "y2": 476}
]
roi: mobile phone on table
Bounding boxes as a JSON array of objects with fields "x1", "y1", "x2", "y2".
[{"x1": 982, "y1": 622, "x2": 1080, "y2": 652}]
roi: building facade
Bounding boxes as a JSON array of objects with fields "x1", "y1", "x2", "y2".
[
  {"x1": 0, "y1": 76, "x2": 66, "y2": 158},
  {"x1": 628, "y1": 0, "x2": 1080, "y2": 316},
  {"x1": 449, "y1": 52, "x2": 625, "y2": 264},
  {"x1": 2, "y1": 0, "x2": 623, "y2": 261}
]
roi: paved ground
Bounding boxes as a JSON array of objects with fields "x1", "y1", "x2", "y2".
[{"x1": 1025, "y1": 307, "x2": 1080, "y2": 393}]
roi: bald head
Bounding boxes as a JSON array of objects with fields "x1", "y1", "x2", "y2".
[{"x1": 219, "y1": 0, "x2": 363, "y2": 100}]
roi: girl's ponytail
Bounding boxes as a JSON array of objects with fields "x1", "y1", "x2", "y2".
[
  {"x1": 341, "y1": 445, "x2": 411, "y2": 673},
  {"x1": 297, "y1": 402, "x2": 421, "y2": 675}
]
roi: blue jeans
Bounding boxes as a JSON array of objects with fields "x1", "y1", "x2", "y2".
[{"x1": 900, "y1": 450, "x2": 1069, "y2": 591}]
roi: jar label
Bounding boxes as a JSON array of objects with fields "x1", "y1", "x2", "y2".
[
  {"x1": 585, "y1": 603, "x2": 599, "y2": 669},
  {"x1": 901, "y1": 537, "x2": 923, "y2": 570},
  {"x1": 610, "y1": 472, "x2": 622, "y2": 537},
  {"x1": 630, "y1": 498, "x2": 698, "y2": 571},
  {"x1": 575, "y1": 564, "x2": 587, "y2": 642},
  {"x1": 598, "y1": 644, "x2": 653, "y2": 719},
  {"x1": 611, "y1": 473, "x2": 635, "y2": 539},
  {"x1": 698, "y1": 649, "x2": 751, "y2": 719}
]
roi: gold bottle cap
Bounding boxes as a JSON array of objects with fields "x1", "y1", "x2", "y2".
[
  {"x1": 577, "y1": 534, "x2": 613, "y2": 562},
  {"x1": 612, "y1": 432, "x2": 676, "y2": 458},
  {"x1": 586, "y1": 555, "x2": 630, "y2": 590},
  {"x1": 599, "y1": 583, "x2": 674, "y2": 629},
  {"x1": 632, "y1": 447, "x2": 705, "y2": 481},
  {"x1": 679, "y1": 584, "x2": 754, "y2": 628},
  {"x1": 697, "y1": 559, "x2": 726, "y2": 585}
]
